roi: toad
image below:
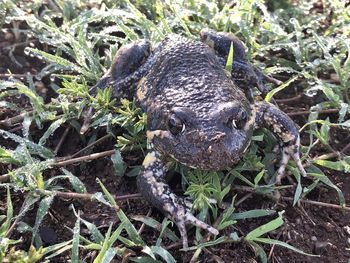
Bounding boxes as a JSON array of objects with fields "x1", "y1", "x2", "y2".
[{"x1": 90, "y1": 29, "x2": 307, "y2": 248}]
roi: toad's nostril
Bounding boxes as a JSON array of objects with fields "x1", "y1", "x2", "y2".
[{"x1": 209, "y1": 132, "x2": 226, "y2": 142}]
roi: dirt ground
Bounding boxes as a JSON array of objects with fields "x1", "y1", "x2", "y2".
[{"x1": 1, "y1": 25, "x2": 350, "y2": 263}]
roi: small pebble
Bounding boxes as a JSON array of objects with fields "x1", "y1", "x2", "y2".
[
  {"x1": 344, "y1": 226, "x2": 350, "y2": 236},
  {"x1": 35, "y1": 81, "x2": 48, "y2": 95},
  {"x1": 4, "y1": 32, "x2": 14, "y2": 41},
  {"x1": 311, "y1": 236, "x2": 317, "y2": 241},
  {"x1": 313, "y1": 241, "x2": 335, "y2": 254},
  {"x1": 323, "y1": 222, "x2": 335, "y2": 232}
]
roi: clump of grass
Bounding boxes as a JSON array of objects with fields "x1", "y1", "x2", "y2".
[{"x1": 0, "y1": 0, "x2": 349, "y2": 262}]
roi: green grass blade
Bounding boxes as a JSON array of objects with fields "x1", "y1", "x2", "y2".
[
  {"x1": 38, "y1": 118, "x2": 67, "y2": 146},
  {"x1": 130, "y1": 257, "x2": 160, "y2": 263},
  {"x1": 232, "y1": 209, "x2": 275, "y2": 220},
  {"x1": 185, "y1": 236, "x2": 227, "y2": 251},
  {"x1": 108, "y1": 222, "x2": 125, "y2": 248},
  {"x1": 254, "y1": 237, "x2": 319, "y2": 257},
  {"x1": 97, "y1": 178, "x2": 144, "y2": 245},
  {"x1": 46, "y1": 169, "x2": 87, "y2": 193},
  {"x1": 308, "y1": 172, "x2": 346, "y2": 206},
  {"x1": 31, "y1": 195, "x2": 55, "y2": 244},
  {"x1": 78, "y1": 218, "x2": 104, "y2": 245},
  {"x1": 245, "y1": 211, "x2": 284, "y2": 240},
  {"x1": 100, "y1": 248, "x2": 117, "y2": 263},
  {"x1": 111, "y1": 150, "x2": 126, "y2": 176},
  {"x1": 93, "y1": 224, "x2": 113, "y2": 263},
  {"x1": 248, "y1": 241, "x2": 267, "y2": 263},
  {"x1": 132, "y1": 216, "x2": 178, "y2": 242},
  {"x1": 71, "y1": 211, "x2": 80, "y2": 262},
  {"x1": 265, "y1": 76, "x2": 298, "y2": 102},
  {"x1": 26, "y1": 48, "x2": 88, "y2": 76},
  {"x1": 0, "y1": 186, "x2": 13, "y2": 236},
  {"x1": 0, "y1": 147, "x2": 20, "y2": 165},
  {"x1": 225, "y1": 42, "x2": 234, "y2": 73},
  {"x1": 42, "y1": 240, "x2": 72, "y2": 257},
  {"x1": 150, "y1": 246, "x2": 176, "y2": 263},
  {"x1": 0, "y1": 129, "x2": 54, "y2": 159}
]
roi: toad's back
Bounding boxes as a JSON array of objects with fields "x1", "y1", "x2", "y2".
[{"x1": 139, "y1": 35, "x2": 248, "y2": 115}]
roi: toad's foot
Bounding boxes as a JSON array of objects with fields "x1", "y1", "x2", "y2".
[
  {"x1": 254, "y1": 101, "x2": 307, "y2": 184},
  {"x1": 167, "y1": 197, "x2": 219, "y2": 249},
  {"x1": 137, "y1": 150, "x2": 218, "y2": 249}
]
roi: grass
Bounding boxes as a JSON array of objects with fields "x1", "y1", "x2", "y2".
[{"x1": 0, "y1": 0, "x2": 349, "y2": 262}]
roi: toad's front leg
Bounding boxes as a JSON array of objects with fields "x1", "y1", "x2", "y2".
[
  {"x1": 137, "y1": 150, "x2": 219, "y2": 249},
  {"x1": 254, "y1": 101, "x2": 307, "y2": 184}
]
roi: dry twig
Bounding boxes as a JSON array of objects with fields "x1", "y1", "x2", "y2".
[
  {"x1": 287, "y1": 108, "x2": 339, "y2": 117},
  {"x1": 282, "y1": 197, "x2": 350, "y2": 212},
  {"x1": 0, "y1": 110, "x2": 33, "y2": 128},
  {"x1": 25, "y1": 189, "x2": 142, "y2": 202},
  {"x1": 53, "y1": 149, "x2": 115, "y2": 166},
  {"x1": 276, "y1": 93, "x2": 303, "y2": 103},
  {"x1": 54, "y1": 126, "x2": 70, "y2": 154},
  {"x1": 70, "y1": 134, "x2": 113, "y2": 159}
]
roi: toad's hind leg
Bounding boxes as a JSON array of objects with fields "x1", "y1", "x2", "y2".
[
  {"x1": 254, "y1": 101, "x2": 307, "y2": 184},
  {"x1": 137, "y1": 150, "x2": 219, "y2": 249},
  {"x1": 200, "y1": 28, "x2": 281, "y2": 98},
  {"x1": 91, "y1": 39, "x2": 152, "y2": 97},
  {"x1": 81, "y1": 40, "x2": 152, "y2": 134}
]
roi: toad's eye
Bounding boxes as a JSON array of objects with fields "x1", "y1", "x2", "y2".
[
  {"x1": 229, "y1": 110, "x2": 247, "y2": 130},
  {"x1": 168, "y1": 114, "x2": 185, "y2": 135}
]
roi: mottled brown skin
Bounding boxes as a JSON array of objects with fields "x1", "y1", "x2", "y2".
[
  {"x1": 91, "y1": 29, "x2": 307, "y2": 249},
  {"x1": 140, "y1": 35, "x2": 254, "y2": 170}
]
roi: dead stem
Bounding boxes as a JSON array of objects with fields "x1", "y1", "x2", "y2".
[
  {"x1": 312, "y1": 152, "x2": 340, "y2": 161},
  {"x1": 0, "y1": 110, "x2": 33, "y2": 128},
  {"x1": 268, "y1": 244, "x2": 276, "y2": 261},
  {"x1": 232, "y1": 185, "x2": 350, "y2": 212},
  {"x1": 287, "y1": 108, "x2": 339, "y2": 117},
  {"x1": 54, "y1": 126, "x2": 70, "y2": 154},
  {"x1": 236, "y1": 193, "x2": 253, "y2": 206},
  {"x1": 53, "y1": 149, "x2": 115, "y2": 166},
  {"x1": 340, "y1": 141, "x2": 350, "y2": 154},
  {"x1": 39, "y1": 189, "x2": 143, "y2": 202},
  {"x1": 70, "y1": 134, "x2": 112, "y2": 159},
  {"x1": 1, "y1": 148, "x2": 116, "y2": 182},
  {"x1": 276, "y1": 93, "x2": 303, "y2": 103},
  {"x1": 8, "y1": 125, "x2": 23, "y2": 133},
  {"x1": 0, "y1": 73, "x2": 32, "y2": 78},
  {"x1": 165, "y1": 241, "x2": 184, "y2": 250},
  {"x1": 282, "y1": 197, "x2": 350, "y2": 212}
]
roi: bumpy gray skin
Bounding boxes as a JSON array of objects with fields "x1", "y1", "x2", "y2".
[{"x1": 91, "y1": 29, "x2": 307, "y2": 249}]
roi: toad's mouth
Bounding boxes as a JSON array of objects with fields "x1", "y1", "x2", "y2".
[
  {"x1": 148, "y1": 128, "x2": 252, "y2": 171},
  {"x1": 167, "y1": 146, "x2": 245, "y2": 170}
]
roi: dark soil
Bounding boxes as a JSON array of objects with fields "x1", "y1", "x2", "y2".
[{"x1": 0, "y1": 24, "x2": 349, "y2": 263}]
